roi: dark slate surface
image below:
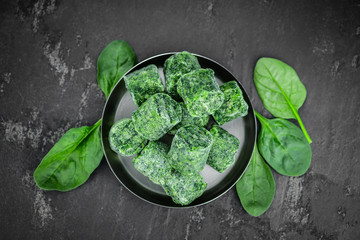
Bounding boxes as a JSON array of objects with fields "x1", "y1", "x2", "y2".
[{"x1": 0, "y1": 0, "x2": 359, "y2": 239}]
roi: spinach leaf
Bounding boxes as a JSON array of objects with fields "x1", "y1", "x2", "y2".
[
  {"x1": 34, "y1": 120, "x2": 103, "y2": 191},
  {"x1": 34, "y1": 40, "x2": 137, "y2": 191},
  {"x1": 236, "y1": 144, "x2": 275, "y2": 217},
  {"x1": 97, "y1": 40, "x2": 137, "y2": 99},
  {"x1": 255, "y1": 111, "x2": 312, "y2": 176},
  {"x1": 254, "y1": 57, "x2": 312, "y2": 143}
]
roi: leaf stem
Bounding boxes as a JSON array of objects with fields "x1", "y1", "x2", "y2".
[
  {"x1": 94, "y1": 118, "x2": 102, "y2": 127},
  {"x1": 254, "y1": 110, "x2": 266, "y2": 125},
  {"x1": 294, "y1": 115, "x2": 312, "y2": 144},
  {"x1": 255, "y1": 110, "x2": 312, "y2": 144}
]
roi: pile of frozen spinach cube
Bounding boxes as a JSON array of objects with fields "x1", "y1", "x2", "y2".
[{"x1": 109, "y1": 51, "x2": 249, "y2": 205}]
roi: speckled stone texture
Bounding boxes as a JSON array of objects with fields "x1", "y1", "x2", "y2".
[{"x1": 0, "y1": 0, "x2": 359, "y2": 239}]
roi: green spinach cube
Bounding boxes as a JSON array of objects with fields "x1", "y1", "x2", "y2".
[
  {"x1": 213, "y1": 81, "x2": 248, "y2": 125},
  {"x1": 164, "y1": 51, "x2": 201, "y2": 99},
  {"x1": 168, "y1": 125, "x2": 213, "y2": 175},
  {"x1": 133, "y1": 141, "x2": 171, "y2": 185},
  {"x1": 177, "y1": 68, "x2": 224, "y2": 117},
  {"x1": 124, "y1": 64, "x2": 165, "y2": 106},
  {"x1": 207, "y1": 125, "x2": 240, "y2": 173},
  {"x1": 109, "y1": 118, "x2": 147, "y2": 156},
  {"x1": 168, "y1": 102, "x2": 209, "y2": 135},
  {"x1": 132, "y1": 93, "x2": 182, "y2": 140},
  {"x1": 162, "y1": 171, "x2": 207, "y2": 205}
]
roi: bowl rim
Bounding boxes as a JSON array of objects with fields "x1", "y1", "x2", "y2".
[{"x1": 101, "y1": 52, "x2": 257, "y2": 208}]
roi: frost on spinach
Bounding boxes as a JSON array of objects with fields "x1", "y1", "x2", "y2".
[
  {"x1": 177, "y1": 68, "x2": 224, "y2": 117},
  {"x1": 132, "y1": 93, "x2": 182, "y2": 140},
  {"x1": 213, "y1": 81, "x2": 248, "y2": 125},
  {"x1": 164, "y1": 51, "x2": 201, "y2": 99},
  {"x1": 168, "y1": 125, "x2": 213, "y2": 175},
  {"x1": 168, "y1": 102, "x2": 209, "y2": 135},
  {"x1": 109, "y1": 118, "x2": 147, "y2": 156},
  {"x1": 207, "y1": 125, "x2": 240, "y2": 173},
  {"x1": 124, "y1": 64, "x2": 165, "y2": 106},
  {"x1": 133, "y1": 141, "x2": 171, "y2": 185},
  {"x1": 162, "y1": 170, "x2": 207, "y2": 205}
]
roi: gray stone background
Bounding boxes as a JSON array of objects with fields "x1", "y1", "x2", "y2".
[{"x1": 1, "y1": 0, "x2": 359, "y2": 239}]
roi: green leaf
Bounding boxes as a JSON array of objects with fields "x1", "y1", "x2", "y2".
[
  {"x1": 97, "y1": 40, "x2": 137, "y2": 99},
  {"x1": 33, "y1": 120, "x2": 103, "y2": 191},
  {"x1": 254, "y1": 57, "x2": 312, "y2": 143},
  {"x1": 236, "y1": 144, "x2": 275, "y2": 217},
  {"x1": 255, "y1": 111, "x2": 312, "y2": 176}
]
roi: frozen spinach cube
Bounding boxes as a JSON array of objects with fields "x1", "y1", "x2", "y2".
[
  {"x1": 213, "y1": 81, "x2": 248, "y2": 125},
  {"x1": 168, "y1": 102, "x2": 209, "y2": 135},
  {"x1": 164, "y1": 51, "x2": 201, "y2": 99},
  {"x1": 124, "y1": 64, "x2": 164, "y2": 106},
  {"x1": 168, "y1": 125, "x2": 213, "y2": 175},
  {"x1": 162, "y1": 171, "x2": 207, "y2": 205},
  {"x1": 207, "y1": 125, "x2": 240, "y2": 173},
  {"x1": 133, "y1": 141, "x2": 171, "y2": 185},
  {"x1": 132, "y1": 93, "x2": 182, "y2": 140},
  {"x1": 109, "y1": 118, "x2": 147, "y2": 156},
  {"x1": 177, "y1": 68, "x2": 224, "y2": 117}
]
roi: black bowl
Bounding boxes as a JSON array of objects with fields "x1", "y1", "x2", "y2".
[{"x1": 101, "y1": 53, "x2": 256, "y2": 208}]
